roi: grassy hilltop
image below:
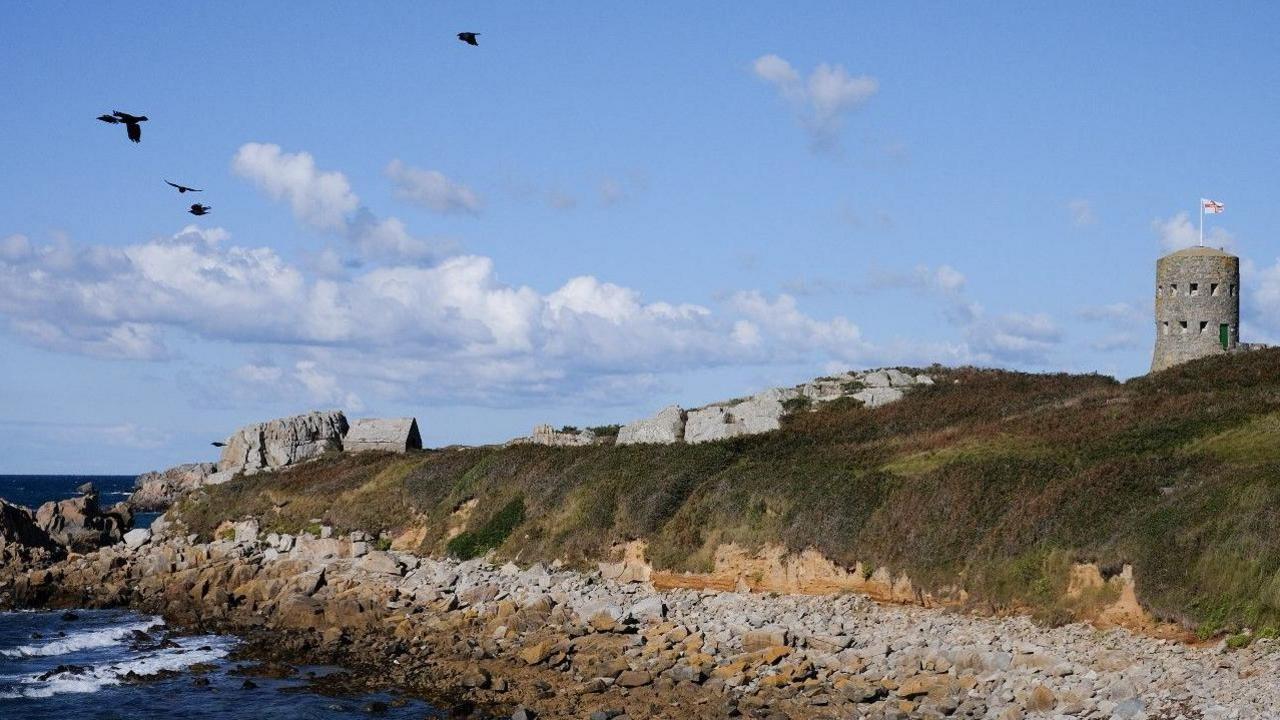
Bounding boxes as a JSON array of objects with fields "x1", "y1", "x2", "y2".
[{"x1": 174, "y1": 349, "x2": 1280, "y2": 636}]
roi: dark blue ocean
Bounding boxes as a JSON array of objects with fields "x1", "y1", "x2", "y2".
[
  {"x1": 0, "y1": 474, "x2": 138, "y2": 511},
  {"x1": 0, "y1": 476, "x2": 437, "y2": 719}
]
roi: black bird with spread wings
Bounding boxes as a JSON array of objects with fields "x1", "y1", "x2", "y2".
[
  {"x1": 188, "y1": 203, "x2": 211, "y2": 216},
  {"x1": 97, "y1": 110, "x2": 148, "y2": 143},
  {"x1": 165, "y1": 179, "x2": 202, "y2": 194},
  {"x1": 211, "y1": 441, "x2": 226, "y2": 448},
  {"x1": 457, "y1": 32, "x2": 480, "y2": 46}
]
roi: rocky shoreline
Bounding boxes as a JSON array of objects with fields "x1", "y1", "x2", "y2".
[{"x1": 2, "y1": 522, "x2": 1278, "y2": 719}]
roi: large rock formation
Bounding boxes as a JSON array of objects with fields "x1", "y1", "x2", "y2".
[
  {"x1": 34, "y1": 493, "x2": 132, "y2": 552},
  {"x1": 129, "y1": 462, "x2": 217, "y2": 511},
  {"x1": 509, "y1": 424, "x2": 596, "y2": 447},
  {"x1": 217, "y1": 410, "x2": 348, "y2": 476},
  {"x1": 685, "y1": 389, "x2": 791, "y2": 444},
  {"x1": 344, "y1": 418, "x2": 423, "y2": 453},
  {"x1": 617, "y1": 405, "x2": 687, "y2": 445},
  {"x1": 0, "y1": 499, "x2": 55, "y2": 550}
]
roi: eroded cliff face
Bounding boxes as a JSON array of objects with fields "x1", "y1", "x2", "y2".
[{"x1": 603, "y1": 541, "x2": 1155, "y2": 631}]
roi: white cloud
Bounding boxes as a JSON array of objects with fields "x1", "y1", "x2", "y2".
[
  {"x1": 1078, "y1": 302, "x2": 1145, "y2": 326},
  {"x1": 1152, "y1": 211, "x2": 1235, "y2": 253},
  {"x1": 753, "y1": 54, "x2": 879, "y2": 152},
  {"x1": 728, "y1": 291, "x2": 867, "y2": 362},
  {"x1": 293, "y1": 360, "x2": 364, "y2": 411},
  {"x1": 347, "y1": 210, "x2": 456, "y2": 265},
  {"x1": 1248, "y1": 258, "x2": 1280, "y2": 338},
  {"x1": 234, "y1": 144, "x2": 454, "y2": 265},
  {"x1": 385, "y1": 159, "x2": 482, "y2": 215},
  {"x1": 232, "y1": 143, "x2": 358, "y2": 231},
  {"x1": 1068, "y1": 199, "x2": 1096, "y2": 227},
  {"x1": 966, "y1": 312, "x2": 1062, "y2": 365},
  {"x1": 0, "y1": 227, "x2": 884, "y2": 405}
]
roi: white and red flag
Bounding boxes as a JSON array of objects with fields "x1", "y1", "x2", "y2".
[{"x1": 1202, "y1": 198, "x2": 1225, "y2": 214}]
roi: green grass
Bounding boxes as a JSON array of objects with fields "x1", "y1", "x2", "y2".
[
  {"x1": 170, "y1": 349, "x2": 1280, "y2": 633},
  {"x1": 446, "y1": 496, "x2": 526, "y2": 560},
  {"x1": 1185, "y1": 411, "x2": 1280, "y2": 465}
]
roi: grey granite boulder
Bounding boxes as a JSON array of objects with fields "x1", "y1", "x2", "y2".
[
  {"x1": 510, "y1": 424, "x2": 596, "y2": 447},
  {"x1": 344, "y1": 417, "x2": 423, "y2": 453},
  {"x1": 852, "y1": 387, "x2": 905, "y2": 408},
  {"x1": 129, "y1": 462, "x2": 217, "y2": 511},
  {"x1": 616, "y1": 405, "x2": 686, "y2": 445},
  {"x1": 122, "y1": 527, "x2": 152, "y2": 549},
  {"x1": 685, "y1": 388, "x2": 794, "y2": 444},
  {"x1": 217, "y1": 410, "x2": 348, "y2": 476}
]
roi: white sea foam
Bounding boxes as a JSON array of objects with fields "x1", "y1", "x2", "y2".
[
  {"x1": 0, "y1": 618, "x2": 161, "y2": 658},
  {"x1": 0, "y1": 636, "x2": 231, "y2": 698}
]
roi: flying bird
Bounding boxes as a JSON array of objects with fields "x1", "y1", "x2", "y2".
[
  {"x1": 211, "y1": 441, "x2": 226, "y2": 448},
  {"x1": 165, "y1": 179, "x2": 202, "y2": 193},
  {"x1": 97, "y1": 110, "x2": 147, "y2": 143},
  {"x1": 457, "y1": 32, "x2": 479, "y2": 46},
  {"x1": 188, "y1": 203, "x2": 211, "y2": 216}
]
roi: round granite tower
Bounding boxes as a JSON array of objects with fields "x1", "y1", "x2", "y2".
[{"x1": 1151, "y1": 246, "x2": 1239, "y2": 372}]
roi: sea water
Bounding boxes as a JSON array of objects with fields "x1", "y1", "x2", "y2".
[{"x1": 0, "y1": 476, "x2": 437, "y2": 719}]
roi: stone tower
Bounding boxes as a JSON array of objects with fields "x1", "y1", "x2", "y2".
[{"x1": 1151, "y1": 246, "x2": 1240, "y2": 372}]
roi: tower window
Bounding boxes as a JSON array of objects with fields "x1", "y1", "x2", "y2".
[
  {"x1": 1199, "y1": 321, "x2": 1209, "y2": 334},
  {"x1": 1211, "y1": 283, "x2": 1220, "y2": 296},
  {"x1": 1171, "y1": 284, "x2": 1179, "y2": 296},
  {"x1": 1162, "y1": 321, "x2": 1170, "y2": 335},
  {"x1": 1230, "y1": 284, "x2": 1236, "y2": 296},
  {"x1": 1179, "y1": 321, "x2": 1188, "y2": 334},
  {"x1": 1190, "y1": 283, "x2": 1199, "y2": 296}
]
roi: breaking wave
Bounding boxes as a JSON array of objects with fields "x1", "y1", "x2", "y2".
[{"x1": 1, "y1": 618, "x2": 161, "y2": 658}]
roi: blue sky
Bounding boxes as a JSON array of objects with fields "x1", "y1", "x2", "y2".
[{"x1": 3, "y1": 2, "x2": 1280, "y2": 473}]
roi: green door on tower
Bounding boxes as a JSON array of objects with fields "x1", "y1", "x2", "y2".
[{"x1": 1220, "y1": 324, "x2": 1230, "y2": 350}]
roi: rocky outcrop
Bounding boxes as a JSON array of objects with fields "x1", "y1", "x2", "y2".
[
  {"x1": 33, "y1": 493, "x2": 132, "y2": 552},
  {"x1": 0, "y1": 489, "x2": 136, "y2": 578},
  {"x1": 343, "y1": 417, "x2": 423, "y2": 453},
  {"x1": 218, "y1": 410, "x2": 348, "y2": 476},
  {"x1": 0, "y1": 500, "x2": 58, "y2": 585},
  {"x1": 617, "y1": 405, "x2": 687, "y2": 446},
  {"x1": 7, "y1": 528, "x2": 1280, "y2": 720},
  {"x1": 612, "y1": 369, "x2": 935, "y2": 446},
  {"x1": 0, "y1": 499, "x2": 55, "y2": 550},
  {"x1": 685, "y1": 389, "x2": 791, "y2": 444},
  {"x1": 509, "y1": 424, "x2": 596, "y2": 447},
  {"x1": 129, "y1": 462, "x2": 217, "y2": 511}
]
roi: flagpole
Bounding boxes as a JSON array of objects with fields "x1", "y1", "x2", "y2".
[{"x1": 1199, "y1": 199, "x2": 1204, "y2": 247}]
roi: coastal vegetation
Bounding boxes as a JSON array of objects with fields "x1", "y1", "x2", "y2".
[{"x1": 172, "y1": 348, "x2": 1280, "y2": 634}]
